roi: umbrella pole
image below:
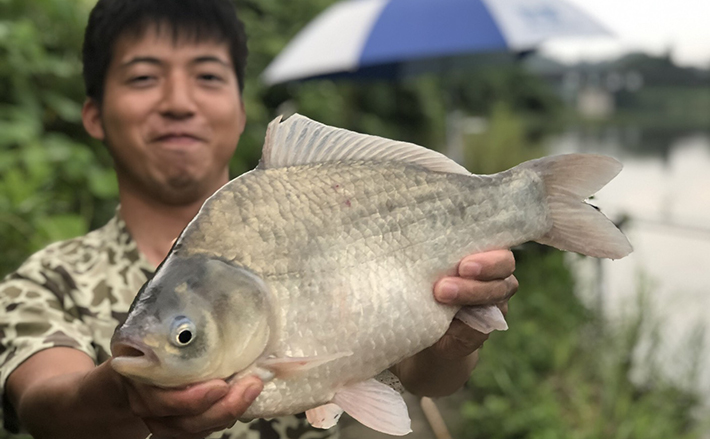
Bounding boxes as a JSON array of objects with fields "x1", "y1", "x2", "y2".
[
  {"x1": 445, "y1": 109, "x2": 465, "y2": 164},
  {"x1": 443, "y1": 73, "x2": 465, "y2": 164},
  {"x1": 420, "y1": 397, "x2": 453, "y2": 439}
]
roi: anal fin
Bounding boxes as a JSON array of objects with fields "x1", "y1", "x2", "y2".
[
  {"x1": 306, "y1": 403, "x2": 344, "y2": 429},
  {"x1": 455, "y1": 305, "x2": 508, "y2": 334}
]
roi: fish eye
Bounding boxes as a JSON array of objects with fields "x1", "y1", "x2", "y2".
[{"x1": 170, "y1": 317, "x2": 196, "y2": 347}]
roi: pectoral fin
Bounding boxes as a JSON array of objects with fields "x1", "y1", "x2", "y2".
[
  {"x1": 331, "y1": 378, "x2": 412, "y2": 436},
  {"x1": 455, "y1": 305, "x2": 508, "y2": 334},
  {"x1": 260, "y1": 351, "x2": 352, "y2": 378}
]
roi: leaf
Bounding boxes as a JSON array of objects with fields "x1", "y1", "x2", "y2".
[
  {"x1": 88, "y1": 167, "x2": 118, "y2": 199},
  {"x1": 44, "y1": 92, "x2": 82, "y2": 122},
  {"x1": 0, "y1": 118, "x2": 41, "y2": 147},
  {"x1": 1, "y1": 168, "x2": 37, "y2": 207},
  {"x1": 34, "y1": 213, "x2": 87, "y2": 244},
  {"x1": 21, "y1": 143, "x2": 52, "y2": 182}
]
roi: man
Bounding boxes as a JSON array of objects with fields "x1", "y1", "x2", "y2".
[{"x1": 0, "y1": 0, "x2": 518, "y2": 438}]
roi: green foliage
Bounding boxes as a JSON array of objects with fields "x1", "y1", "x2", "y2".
[
  {"x1": 459, "y1": 249, "x2": 708, "y2": 439},
  {"x1": 463, "y1": 102, "x2": 547, "y2": 175},
  {"x1": 0, "y1": 0, "x2": 117, "y2": 275},
  {"x1": 614, "y1": 52, "x2": 709, "y2": 88},
  {"x1": 614, "y1": 86, "x2": 710, "y2": 130}
]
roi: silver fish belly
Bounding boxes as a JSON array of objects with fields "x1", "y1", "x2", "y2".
[{"x1": 180, "y1": 161, "x2": 548, "y2": 416}]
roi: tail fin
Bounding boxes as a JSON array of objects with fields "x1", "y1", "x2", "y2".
[{"x1": 521, "y1": 154, "x2": 632, "y2": 259}]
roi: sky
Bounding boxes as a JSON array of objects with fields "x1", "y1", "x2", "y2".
[{"x1": 540, "y1": 0, "x2": 710, "y2": 68}]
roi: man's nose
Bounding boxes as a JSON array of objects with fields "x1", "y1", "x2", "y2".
[{"x1": 159, "y1": 74, "x2": 196, "y2": 119}]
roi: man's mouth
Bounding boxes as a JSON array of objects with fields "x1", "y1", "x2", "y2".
[{"x1": 154, "y1": 134, "x2": 203, "y2": 145}]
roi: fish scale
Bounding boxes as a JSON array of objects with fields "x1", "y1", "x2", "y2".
[
  {"x1": 111, "y1": 114, "x2": 632, "y2": 436},
  {"x1": 177, "y1": 161, "x2": 548, "y2": 417}
]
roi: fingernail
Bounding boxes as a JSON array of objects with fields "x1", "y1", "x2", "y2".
[
  {"x1": 243, "y1": 382, "x2": 262, "y2": 403},
  {"x1": 460, "y1": 261, "x2": 482, "y2": 278},
  {"x1": 437, "y1": 281, "x2": 459, "y2": 303},
  {"x1": 206, "y1": 385, "x2": 228, "y2": 403}
]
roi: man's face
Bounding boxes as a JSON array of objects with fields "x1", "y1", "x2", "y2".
[{"x1": 84, "y1": 26, "x2": 246, "y2": 205}]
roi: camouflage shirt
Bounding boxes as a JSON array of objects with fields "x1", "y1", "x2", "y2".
[{"x1": 0, "y1": 212, "x2": 338, "y2": 439}]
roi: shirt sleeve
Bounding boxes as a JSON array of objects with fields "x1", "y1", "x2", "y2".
[{"x1": 0, "y1": 260, "x2": 97, "y2": 433}]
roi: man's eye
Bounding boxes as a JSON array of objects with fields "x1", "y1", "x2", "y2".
[
  {"x1": 129, "y1": 75, "x2": 156, "y2": 84},
  {"x1": 199, "y1": 74, "x2": 224, "y2": 83}
]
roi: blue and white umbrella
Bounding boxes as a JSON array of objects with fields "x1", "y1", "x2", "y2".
[{"x1": 262, "y1": 0, "x2": 610, "y2": 85}]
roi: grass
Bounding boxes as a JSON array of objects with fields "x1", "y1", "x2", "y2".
[{"x1": 457, "y1": 247, "x2": 709, "y2": 439}]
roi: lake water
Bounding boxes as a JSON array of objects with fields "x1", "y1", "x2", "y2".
[{"x1": 548, "y1": 127, "x2": 710, "y2": 398}]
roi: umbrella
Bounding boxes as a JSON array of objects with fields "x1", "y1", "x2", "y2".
[{"x1": 262, "y1": 0, "x2": 611, "y2": 85}]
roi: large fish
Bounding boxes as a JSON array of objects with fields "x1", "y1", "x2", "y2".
[{"x1": 111, "y1": 114, "x2": 632, "y2": 435}]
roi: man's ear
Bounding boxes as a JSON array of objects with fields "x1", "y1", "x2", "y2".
[{"x1": 82, "y1": 98, "x2": 105, "y2": 141}]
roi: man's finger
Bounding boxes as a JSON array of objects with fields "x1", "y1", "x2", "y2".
[
  {"x1": 430, "y1": 320, "x2": 489, "y2": 360},
  {"x1": 160, "y1": 377, "x2": 263, "y2": 434},
  {"x1": 144, "y1": 417, "x2": 232, "y2": 439},
  {"x1": 127, "y1": 379, "x2": 229, "y2": 418},
  {"x1": 435, "y1": 275, "x2": 518, "y2": 306},
  {"x1": 497, "y1": 300, "x2": 509, "y2": 317},
  {"x1": 457, "y1": 249, "x2": 516, "y2": 281},
  {"x1": 143, "y1": 417, "x2": 204, "y2": 439}
]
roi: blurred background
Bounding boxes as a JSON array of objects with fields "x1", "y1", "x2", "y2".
[{"x1": 0, "y1": 0, "x2": 709, "y2": 437}]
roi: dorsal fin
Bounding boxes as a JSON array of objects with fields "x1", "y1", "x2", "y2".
[{"x1": 258, "y1": 113, "x2": 470, "y2": 175}]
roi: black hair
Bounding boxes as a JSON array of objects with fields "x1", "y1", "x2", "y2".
[{"x1": 82, "y1": 0, "x2": 248, "y2": 103}]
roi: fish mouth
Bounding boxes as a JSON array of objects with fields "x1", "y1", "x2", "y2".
[{"x1": 110, "y1": 337, "x2": 160, "y2": 375}]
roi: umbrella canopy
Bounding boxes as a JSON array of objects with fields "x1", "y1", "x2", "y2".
[{"x1": 262, "y1": 0, "x2": 611, "y2": 85}]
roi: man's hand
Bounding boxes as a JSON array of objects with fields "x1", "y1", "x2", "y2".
[
  {"x1": 430, "y1": 249, "x2": 518, "y2": 359},
  {"x1": 392, "y1": 249, "x2": 517, "y2": 397},
  {"x1": 123, "y1": 374, "x2": 263, "y2": 438},
  {"x1": 7, "y1": 347, "x2": 262, "y2": 439}
]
